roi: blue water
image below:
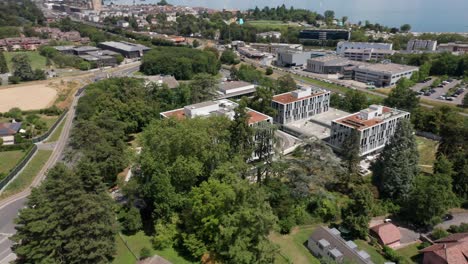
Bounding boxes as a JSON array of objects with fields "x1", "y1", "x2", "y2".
[{"x1": 105, "y1": 0, "x2": 468, "y2": 32}]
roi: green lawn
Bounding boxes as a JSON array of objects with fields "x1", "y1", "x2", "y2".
[
  {"x1": 113, "y1": 231, "x2": 195, "y2": 264},
  {"x1": 45, "y1": 118, "x2": 65, "y2": 143},
  {"x1": 355, "y1": 240, "x2": 389, "y2": 263},
  {"x1": 246, "y1": 20, "x2": 296, "y2": 30},
  {"x1": 397, "y1": 242, "x2": 423, "y2": 263},
  {"x1": 0, "y1": 150, "x2": 52, "y2": 200},
  {"x1": 416, "y1": 136, "x2": 438, "y2": 174},
  {"x1": 269, "y1": 225, "x2": 320, "y2": 264},
  {"x1": 4, "y1": 51, "x2": 47, "y2": 71},
  {"x1": 0, "y1": 150, "x2": 25, "y2": 177}
]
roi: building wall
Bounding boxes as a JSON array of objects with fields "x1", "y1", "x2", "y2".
[
  {"x1": 277, "y1": 51, "x2": 312, "y2": 67},
  {"x1": 299, "y1": 30, "x2": 350, "y2": 41},
  {"x1": 353, "y1": 68, "x2": 416, "y2": 87},
  {"x1": 272, "y1": 92, "x2": 330, "y2": 124},
  {"x1": 1, "y1": 135, "x2": 15, "y2": 145},
  {"x1": 330, "y1": 112, "x2": 410, "y2": 156},
  {"x1": 407, "y1": 40, "x2": 437, "y2": 51},
  {"x1": 337, "y1": 42, "x2": 393, "y2": 54},
  {"x1": 306, "y1": 59, "x2": 345, "y2": 74}
]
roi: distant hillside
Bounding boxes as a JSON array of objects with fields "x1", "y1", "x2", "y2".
[{"x1": 0, "y1": 0, "x2": 45, "y2": 26}]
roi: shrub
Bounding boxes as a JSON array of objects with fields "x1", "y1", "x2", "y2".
[
  {"x1": 431, "y1": 227, "x2": 449, "y2": 240},
  {"x1": 266, "y1": 67, "x2": 273, "y2": 75},
  {"x1": 139, "y1": 247, "x2": 152, "y2": 260}
]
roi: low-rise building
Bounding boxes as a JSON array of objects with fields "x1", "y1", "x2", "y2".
[
  {"x1": 337, "y1": 41, "x2": 393, "y2": 54},
  {"x1": 353, "y1": 62, "x2": 418, "y2": 87},
  {"x1": 0, "y1": 122, "x2": 22, "y2": 145},
  {"x1": 116, "y1": 20, "x2": 130, "y2": 28},
  {"x1": 370, "y1": 223, "x2": 401, "y2": 249},
  {"x1": 137, "y1": 75, "x2": 179, "y2": 88},
  {"x1": 343, "y1": 48, "x2": 395, "y2": 62},
  {"x1": 256, "y1": 31, "x2": 282, "y2": 40},
  {"x1": 238, "y1": 46, "x2": 264, "y2": 58},
  {"x1": 308, "y1": 226, "x2": 373, "y2": 263},
  {"x1": 250, "y1": 43, "x2": 303, "y2": 54},
  {"x1": 73, "y1": 45, "x2": 100, "y2": 55},
  {"x1": 0, "y1": 37, "x2": 49, "y2": 51},
  {"x1": 299, "y1": 29, "x2": 351, "y2": 42},
  {"x1": 330, "y1": 105, "x2": 410, "y2": 156},
  {"x1": 98, "y1": 41, "x2": 151, "y2": 58},
  {"x1": 271, "y1": 86, "x2": 330, "y2": 125},
  {"x1": 218, "y1": 81, "x2": 256, "y2": 99},
  {"x1": 420, "y1": 232, "x2": 468, "y2": 264},
  {"x1": 276, "y1": 50, "x2": 313, "y2": 67},
  {"x1": 306, "y1": 55, "x2": 355, "y2": 74},
  {"x1": 438, "y1": 42, "x2": 468, "y2": 53},
  {"x1": 407, "y1": 39, "x2": 437, "y2": 51}
]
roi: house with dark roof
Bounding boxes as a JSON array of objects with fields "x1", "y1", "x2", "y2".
[
  {"x1": 0, "y1": 122, "x2": 22, "y2": 145},
  {"x1": 420, "y1": 232, "x2": 468, "y2": 264},
  {"x1": 308, "y1": 226, "x2": 374, "y2": 263},
  {"x1": 370, "y1": 223, "x2": 401, "y2": 249}
]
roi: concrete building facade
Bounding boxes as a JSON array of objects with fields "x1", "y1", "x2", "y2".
[
  {"x1": 353, "y1": 63, "x2": 418, "y2": 87},
  {"x1": 299, "y1": 29, "x2": 351, "y2": 42},
  {"x1": 276, "y1": 50, "x2": 312, "y2": 67},
  {"x1": 306, "y1": 56, "x2": 356, "y2": 74},
  {"x1": 336, "y1": 41, "x2": 393, "y2": 54},
  {"x1": 407, "y1": 39, "x2": 437, "y2": 51},
  {"x1": 343, "y1": 48, "x2": 395, "y2": 62},
  {"x1": 98, "y1": 41, "x2": 150, "y2": 58},
  {"x1": 330, "y1": 105, "x2": 410, "y2": 156},
  {"x1": 438, "y1": 42, "x2": 468, "y2": 53},
  {"x1": 271, "y1": 87, "x2": 330, "y2": 125}
]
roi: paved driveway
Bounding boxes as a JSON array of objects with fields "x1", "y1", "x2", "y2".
[{"x1": 436, "y1": 212, "x2": 468, "y2": 230}]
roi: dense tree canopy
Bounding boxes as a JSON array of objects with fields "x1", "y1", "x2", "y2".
[{"x1": 0, "y1": 0, "x2": 44, "y2": 26}]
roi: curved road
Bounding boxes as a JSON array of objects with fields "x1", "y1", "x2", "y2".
[{"x1": 0, "y1": 64, "x2": 140, "y2": 263}]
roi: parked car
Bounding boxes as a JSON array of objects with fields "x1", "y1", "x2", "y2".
[
  {"x1": 438, "y1": 95, "x2": 446, "y2": 100},
  {"x1": 446, "y1": 97, "x2": 455, "y2": 101}
]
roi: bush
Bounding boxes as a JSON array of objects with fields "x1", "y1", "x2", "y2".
[
  {"x1": 152, "y1": 218, "x2": 178, "y2": 250},
  {"x1": 78, "y1": 61, "x2": 91, "y2": 71},
  {"x1": 118, "y1": 206, "x2": 142, "y2": 235},
  {"x1": 40, "y1": 106, "x2": 63, "y2": 116},
  {"x1": 8, "y1": 76, "x2": 21, "y2": 84},
  {"x1": 139, "y1": 247, "x2": 152, "y2": 260},
  {"x1": 431, "y1": 227, "x2": 449, "y2": 240},
  {"x1": 265, "y1": 67, "x2": 273, "y2": 75}
]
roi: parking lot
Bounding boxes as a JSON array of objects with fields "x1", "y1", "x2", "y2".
[{"x1": 412, "y1": 78, "x2": 467, "y2": 105}]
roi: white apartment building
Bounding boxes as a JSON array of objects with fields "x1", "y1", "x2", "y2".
[
  {"x1": 336, "y1": 41, "x2": 393, "y2": 54},
  {"x1": 271, "y1": 87, "x2": 330, "y2": 125},
  {"x1": 343, "y1": 48, "x2": 395, "y2": 62},
  {"x1": 329, "y1": 105, "x2": 410, "y2": 156},
  {"x1": 407, "y1": 39, "x2": 437, "y2": 51}
]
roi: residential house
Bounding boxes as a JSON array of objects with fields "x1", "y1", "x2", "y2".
[
  {"x1": 370, "y1": 223, "x2": 401, "y2": 249},
  {"x1": 0, "y1": 122, "x2": 22, "y2": 145},
  {"x1": 420, "y1": 232, "x2": 468, "y2": 264}
]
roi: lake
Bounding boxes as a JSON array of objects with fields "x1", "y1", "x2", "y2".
[{"x1": 104, "y1": 0, "x2": 468, "y2": 32}]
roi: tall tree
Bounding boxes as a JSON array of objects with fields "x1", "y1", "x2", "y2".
[
  {"x1": 372, "y1": 119, "x2": 419, "y2": 203},
  {"x1": 189, "y1": 73, "x2": 218, "y2": 103},
  {"x1": 229, "y1": 100, "x2": 254, "y2": 160},
  {"x1": 254, "y1": 122, "x2": 277, "y2": 183},
  {"x1": 384, "y1": 78, "x2": 419, "y2": 112},
  {"x1": 0, "y1": 51, "x2": 8, "y2": 73},
  {"x1": 11, "y1": 54, "x2": 34, "y2": 81},
  {"x1": 12, "y1": 163, "x2": 117, "y2": 264},
  {"x1": 276, "y1": 74, "x2": 297, "y2": 93},
  {"x1": 341, "y1": 129, "x2": 361, "y2": 175},
  {"x1": 342, "y1": 185, "x2": 374, "y2": 239}
]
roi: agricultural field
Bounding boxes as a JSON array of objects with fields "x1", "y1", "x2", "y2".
[{"x1": 0, "y1": 82, "x2": 57, "y2": 112}]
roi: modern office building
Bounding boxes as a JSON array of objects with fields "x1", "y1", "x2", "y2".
[
  {"x1": 218, "y1": 81, "x2": 256, "y2": 99},
  {"x1": 308, "y1": 226, "x2": 373, "y2": 264},
  {"x1": 256, "y1": 31, "x2": 282, "y2": 40},
  {"x1": 406, "y1": 39, "x2": 437, "y2": 51},
  {"x1": 330, "y1": 105, "x2": 410, "y2": 156},
  {"x1": 250, "y1": 43, "x2": 303, "y2": 54},
  {"x1": 306, "y1": 55, "x2": 356, "y2": 74},
  {"x1": 276, "y1": 50, "x2": 313, "y2": 67},
  {"x1": 299, "y1": 29, "x2": 351, "y2": 42},
  {"x1": 353, "y1": 63, "x2": 418, "y2": 87},
  {"x1": 271, "y1": 86, "x2": 330, "y2": 125},
  {"x1": 343, "y1": 48, "x2": 395, "y2": 62},
  {"x1": 98, "y1": 41, "x2": 150, "y2": 58},
  {"x1": 336, "y1": 41, "x2": 393, "y2": 54},
  {"x1": 437, "y1": 42, "x2": 468, "y2": 53}
]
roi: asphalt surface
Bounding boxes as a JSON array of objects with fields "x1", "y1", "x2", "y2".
[{"x1": 0, "y1": 63, "x2": 140, "y2": 264}]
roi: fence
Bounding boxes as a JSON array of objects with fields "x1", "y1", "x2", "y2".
[
  {"x1": 0, "y1": 144, "x2": 38, "y2": 190},
  {"x1": 32, "y1": 109, "x2": 69, "y2": 143}
]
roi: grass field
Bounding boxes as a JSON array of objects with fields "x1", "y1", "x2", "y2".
[
  {"x1": 0, "y1": 150, "x2": 52, "y2": 200},
  {"x1": 4, "y1": 51, "x2": 47, "y2": 70},
  {"x1": 355, "y1": 240, "x2": 389, "y2": 263},
  {"x1": 0, "y1": 150, "x2": 25, "y2": 176},
  {"x1": 269, "y1": 225, "x2": 320, "y2": 264},
  {"x1": 45, "y1": 118, "x2": 65, "y2": 143},
  {"x1": 245, "y1": 20, "x2": 296, "y2": 30},
  {"x1": 416, "y1": 136, "x2": 438, "y2": 174},
  {"x1": 397, "y1": 242, "x2": 423, "y2": 263},
  {"x1": 113, "y1": 231, "x2": 195, "y2": 264}
]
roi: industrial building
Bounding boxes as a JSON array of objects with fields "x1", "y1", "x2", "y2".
[
  {"x1": 299, "y1": 29, "x2": 351, "y2": 42},
  {"x1": 343, "y1": 48, "x2": 395, "y2": 62},
  {"x1": 97, "y1": 41, "x2": 150, "y2": 58},
  {"x1": 437, "y1": 42, "x2": 468, "y2": 53},
  {"x1": 406, "y1": 39, "x2": 437, "y2": 51},
  {"x1": 218, "y1": 81, "x2": 256, "y2": 99},
  {"x1": 271, "y1": 86, "x2": 331, "y2": 125},
  {"x1": 336, "y1": 41, "x2": 393, "y2": 54},
  {"x1": 238, "y1": 46, "x2": 264, "y2": 58},
  {"x1": 352, "y1": 63, "x2": 418, "y2": 87},
  {"x1": 329, "y1": 105, "x2": 410, "y2": 156},
  {"x1": 256, "y1": 31, "x2": 282, "y2": 40},
  {"x1": 276, "y1": 50, "x2": 313, "y2": 67},
  {"x1": 250, "y1": 43, "x2": 303, "y2": 54},
  {"x1": 306, "y1": 55, "x2": 356, "y2": 74}
]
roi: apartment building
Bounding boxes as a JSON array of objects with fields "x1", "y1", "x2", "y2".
[
  {"x1": 353, "y1": 63, "x2": 418, "y2": 87},
  {"x1": 336, "y1": 41, "x2": 393, "y2": 54},
  {"x1": 271, "y1": 86, "x2": 330, "y2": 125},
  {"x1": 330, "y1": 105, "x2": 410, "y2": 156},
  {"x1": 343, "y1": 48, "x2": 395, "y2": 62},
  {"x1": 406, "y1": 39, "x2": 437, "y2": 51}
]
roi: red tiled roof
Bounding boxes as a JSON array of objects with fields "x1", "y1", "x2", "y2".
[
  {"x1": 370, "y1": 223, "x2": 401, "y2": 245},
  {"x1": 161, "y1": 109, "x2": 186, "y2": 120},
  {"x1": 247, "y1": 110, "x2": 270, "y2": 125},
  {"x1": 272, "y1": 91, "x2": 326, "y2": 104},
  {"x1": 334, "y1": 107, "x2": 393, "y2": 130},
  {"x1": 420, "y1": 233, "x2": 468, "y2": 264}
]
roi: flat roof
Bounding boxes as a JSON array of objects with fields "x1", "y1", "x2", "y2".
[
  {"x1": 272, "y1": 90, "x2": 328, "y2": 105},
  {"x1": 344, "y1": 48, "x2": 395, "y2": 54},
  {"x1": 219, "y1": 81, "x2": 253, "y2": 91},
  {"x1": 99, "y1": 41, "x2": 151, "y2": 52},
  {"x1": 354, "y1": 63, "x2": 418, "y2": 74},
  {"x1": 308, "y1": 55, "x2": 353, "y2": 66},
  {"x1": 73, "y1": 46, "x2": 100, "y2": 52},
  {"x1": 333, "y1": 106, "x2": 408, "y2": 130}
]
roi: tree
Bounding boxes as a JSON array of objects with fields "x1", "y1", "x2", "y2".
[
  {"x1": 254, "y1": 122, "x2": 277, "y2": 183},
  {"x1": 140, "y1": 247, "x2": 152, "y2": 260},
  {"x1": 265, "y1": 67, "x2": 273, "y2": 75},
  {"x1": 342, "y1": 185, "x2": 374, "y2": 239},
  {"x1": 372, "y1": 119, "x2": 419, "y2": 203},
  {"x1": 249, "y1": 86, "x2": 277, "y2": 117},
  {"x1": 229, "y1": 65, "x2": 239, "y2": 80},
  {"x1": 229, "y1": 100, "x2": 254, "y2": 160},
  {"x1": 384, "y1": 78, "x2": 419, "y2": 112},
  {"x1": 11, "y1": 54, "x2": 34, "y2": 81},
  {"x1": 276, "y1": 74, "x2": 296, "y2": 93},
  {"x1": 118, "y1": 206, "x2": 143, "y2": 235},
  {"x1": 12, "y1": 164, "x2": 117, "y2": 263},
  {"x1": 189, "y1": 73, "x2": 218, "y2": 103},
  {"x1": 0, "y1": 51, "x2": 8, "y2": 73},
  {"x1": 341, "y1": 129, "x2": 361, "y2": 180},
  {"x1": 400, "y1": 24, "x2": 412, "y2": 32},
  {"x1": 180, "y1": 178, "x2": 277, "y2": 263},
  {"x1": 157, "y1": 0, "x2": 169, "y2": 5},
  {"x1": 33, "y1": 69, "x2": 46, "y2": 80},
  {"x1": 463, "y1": 93, "x2": 468, "y2": 108},
  {"x1": 220, "y1": 49, "x2": 238, "y2": 65},
  {"x1": 192, "y1": 39, "x2": 200, "y2": 48},
  {"x1": 324, "y1": 10, "x2": 335, "y2": 21}
]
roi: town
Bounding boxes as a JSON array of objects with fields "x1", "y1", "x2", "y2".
[{"x1": 0, "y1": 0, "x2": 467, "y2": 264}]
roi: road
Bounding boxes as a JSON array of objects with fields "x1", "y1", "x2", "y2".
[{"x1": 0, "y1": 64, "x2": 140, "y2": 264}]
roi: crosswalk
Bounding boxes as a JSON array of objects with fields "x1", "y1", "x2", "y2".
[{"x1": 0, "y1": 233, "x2": 15, "y2": 264}]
